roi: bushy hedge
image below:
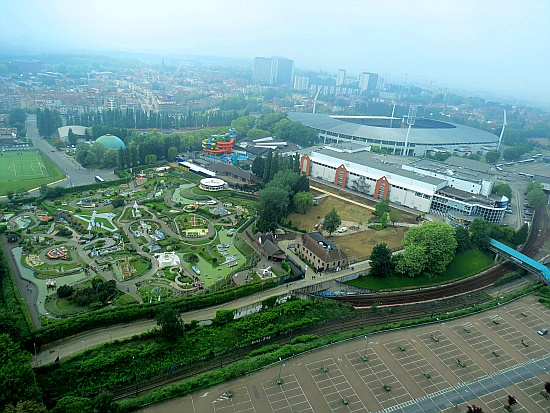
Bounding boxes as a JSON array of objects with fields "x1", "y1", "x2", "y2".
[
  {"x1": 0, "y1": 249, "x2": 33, "y2": 340},
  {"x1": 26, "y1": 280, "x2": 276, "y2": 348}
]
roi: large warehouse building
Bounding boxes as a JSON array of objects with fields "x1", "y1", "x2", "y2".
[
  {"x1": 288, "y1": 112, "x2": 500, "y2": 157},
  {"x1": 300, "y1": 143, "x2": 507, "y2": 226}
]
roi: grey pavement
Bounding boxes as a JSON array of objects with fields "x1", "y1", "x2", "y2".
[
  {"x1": 382, "y1": 355, "x2": 550, "y2": 413},
  {"x1": 35, "y1": 257, "x2": 372, "y2": 365},
  {"x1": 25, "y1": 114, "x2": 117, "y2": 190}
]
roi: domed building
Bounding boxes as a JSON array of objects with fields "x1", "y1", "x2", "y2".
[{"x1": 96, "y1": 134, "x2": 126, "y2": 150}]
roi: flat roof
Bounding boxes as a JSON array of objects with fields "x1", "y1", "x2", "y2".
[
  {"x1": 312, "y1": 148, "x2": 445, "y2": 186},
  {"x1": 288, "y1": 112, "x2": 500, "y2": 145}
]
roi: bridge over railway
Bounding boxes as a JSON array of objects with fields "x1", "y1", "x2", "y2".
[{"x1": 489, "y1": 238, "x2": 550, "y2": 283}]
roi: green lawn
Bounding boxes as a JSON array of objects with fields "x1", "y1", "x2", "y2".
[
  {"x1": 0, "y1": 150, "x2": 65, "y2": 195},
  {"x1": 347, "y1": 249, "x2": 495, "y2": 291}
]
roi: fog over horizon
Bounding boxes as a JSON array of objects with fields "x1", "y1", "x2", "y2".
[{"x1": 2, "y1": 0, "x2": 549, "y2": 108}]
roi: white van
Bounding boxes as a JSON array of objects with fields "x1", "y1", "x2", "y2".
[{"x1": 338, "y1": 227, "x2": 348, "y2": 233}]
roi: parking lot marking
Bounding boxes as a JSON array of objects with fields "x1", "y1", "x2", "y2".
[
  {"x1": 262, "y1": 374, "x2": 314, "y2": 413},
  {"x1": 306, "y1": 358, "x2": 367, "y2": 412},
  {"x1": 212, "y1": 387, "x2": 256, "y2": 413}
]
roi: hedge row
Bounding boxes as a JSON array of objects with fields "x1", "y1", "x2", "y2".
[
  {"x1": 0, "y1": 247, "x2": 33, "y2": 339},
  {"x1": 26, "y1": 280, "x2": 276, "y2": 348}
]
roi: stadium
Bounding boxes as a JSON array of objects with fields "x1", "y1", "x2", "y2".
[{"x1": 287, "y1": 112, "x2": 500, "y2": 157}]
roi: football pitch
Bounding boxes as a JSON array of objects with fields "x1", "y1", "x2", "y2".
[{"x1": 0, "y1": 150, "x2": 65, "y2": 195}]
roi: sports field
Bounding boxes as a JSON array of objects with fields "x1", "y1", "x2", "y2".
[{"x1": 0, "y1": 150, "x2": 65, "y2": 195}]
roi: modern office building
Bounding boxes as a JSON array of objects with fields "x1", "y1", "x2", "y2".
[
  {"x1": 336, "y1": 69, "x2": 346, "y2": 86},
  {"x1": 359, "y1": 72, "x2": 379, "y2": 92},
  {"x1": 299, "y1": 142, "x2": 507, "y2": 225},
  {"x1": 252, "y1": 56, "x2": 294, "y2": 85},
  {"x1": 293, "y1": 76, "x2": 309, "y2": 91},
  {"x1": 252, "y1": 57, "x2": 273, "y2": 84}
]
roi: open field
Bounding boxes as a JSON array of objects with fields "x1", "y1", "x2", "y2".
[
  {"x1": 336, "y1": 226, "x2": 407, "y2": 261},
  {"x1": 288, "y1": 195, "x2": 409, "y2": 261},
  {"x1": 0, "y1": 150, "x2": 65, "y2": 195},
  {"x1": 288, "y1": 197, "x2": 375, "y2": 232}
]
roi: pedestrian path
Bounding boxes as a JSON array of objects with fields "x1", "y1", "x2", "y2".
[{"x1": 381, "y1": 355, "x2": 550, "y2": 413}]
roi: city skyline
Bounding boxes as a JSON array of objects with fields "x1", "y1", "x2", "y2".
[{"x1": 1, "y1": 0, "x2": 549, "y2": 108}]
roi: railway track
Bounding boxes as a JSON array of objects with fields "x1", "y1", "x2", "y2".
[
  {"x1": 111, "y1": 207, "x2": 548, "y2": 400},
  {"x1": 330, "y1": 206, "x2": 548, "y2": 308}
]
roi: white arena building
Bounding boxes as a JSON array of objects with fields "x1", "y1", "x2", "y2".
[
  {"x1": 199, "y1": 177, "x2": 227, "y2": 191},
  {"x1": 300, "y1": 143, "x2": 507, "y2": 226},
  {"x1": 288, "y1": 112, "x2": 500, "y2": 157}
]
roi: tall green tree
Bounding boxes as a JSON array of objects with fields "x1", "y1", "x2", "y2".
[
  {"x1": 454, "y1": 226, "x2": 471, "y2": 252},
  {"x1": 527, "y1": 188, "x2": 547, "y2": 209},
  {"x1": 167, "y1": 146, "x2": 178, "y2": 162},
  {"x1": 402, "y1": 221, "x2": 457, "y2": 274},
  {"x1": 67, "y1": 128, "x2": 78, "y2": 145},
  {"x1": 374, "y1": 199, "x2": 390, "y2": 217},
  {"x1": 369, "y1": 243, "x2": 393, "y2": 277},
  {"x1": 394, "y1": 244, "x2": 428, "y2": 277},
  {"x1": 492, "y1": 182, "x2": 512, "y2": 200},
  {"x1": 293, "y1": 191, "x2": 314, "y2": 214},
  {"x1": 469, "y1": 218, "x2": 490, "y2": 250},
  {"x1": 512, "y1": 223, "x2": 529, "y2": 245},
  {"x1": 0, "y1": 334, "x2": 41, "y2": 411},
  {"x1": 323, "y1": 208, "x2": 342, "y2": 236},
  {"x1": 155, "y1": 307, "x2": 184, "y2": 342},
  {"x1": 485, "y1": 150, "x2": 501, "y2": 164},
  {"x1": 256, "y1": 186, "x2": 290, "y2": 232}
]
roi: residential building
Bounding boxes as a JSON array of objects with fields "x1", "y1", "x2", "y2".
[{"x1": 295, "y1": 232, "x2": 348, "y2": 272}]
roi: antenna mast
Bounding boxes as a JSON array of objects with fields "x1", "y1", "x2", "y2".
[{"x1": 403, "y1": 105, "x2": 417, "y2": 156}]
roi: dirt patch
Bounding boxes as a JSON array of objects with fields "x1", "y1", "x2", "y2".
[
  {"x1": 333, "y1": 226, "x2": 406, "y2": 261},
  {"x1": 288, "y1": 197, "x2": 374, "y2": 232}
]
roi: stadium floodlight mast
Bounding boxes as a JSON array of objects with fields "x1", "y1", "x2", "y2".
[
  {"x1": 497, "y1": 109, "x2": 507, "y2": 151},
  {"x1": 403, "y1": 105, "x2": 417, "y2": 156}
]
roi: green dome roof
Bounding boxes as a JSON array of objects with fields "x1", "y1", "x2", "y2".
[{"x1": 96, "y1": 134, "x2": 126, "y2": 149}]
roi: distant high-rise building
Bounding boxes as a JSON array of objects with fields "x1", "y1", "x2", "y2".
[
  {"x1": 252, "y1": 57, "x2": 273, "y2": 84},
  {"x1": 252, "y1": 56, "x2": 294, "y2": 85},
  {"x1": 294, "y1": 76, "x2": 309, "y2": 91},
  {"x1": 272, "y1": 57, "x2": 294, "y2": 85},
  {"x1": 336, "y1": 69, "x2": 346, "y2": 86},
  {"x1": 359, "y1": 72, "x2": 379, "y2": 92}
]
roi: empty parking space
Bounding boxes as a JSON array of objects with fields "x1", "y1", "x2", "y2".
[
  {"x1": 480, "y1": 314, "x2": 547, "y2": 358},
  {"x1": 515, "y1": 376, "x2": 550, "y2": 411},
  {"x1": 383, "y1": 338, "x2": 449, "y2": 394},
  {"x1": 418, "y1": 329, "x2": 486, "y2": 383},
  {"x1": 451, "y1": 322, "x2": 516, "y2": 370},
  {"x1": 212, "y1": 386, "x2": 255, "y2": 413},
  {"x1": 345, "y1": 348, "x2": 410, "y2": 409},
  {"x1": 509, "y1": 306, "x2": 548, "y2": 332},
  {"x1": 262, "y1": 374, "x2": 314, "y2": 413},
  {"x1": 306, "y1": 358, "x2": 367, "y2": 412}
]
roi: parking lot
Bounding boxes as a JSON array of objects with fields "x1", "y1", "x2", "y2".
[{"x1": 142, "y1": 296, "x2": 550, "y2": 413}]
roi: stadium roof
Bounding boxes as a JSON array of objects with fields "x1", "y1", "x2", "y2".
[{"x1": 288, "y1": 112, "x2": 499, "y2": 146}]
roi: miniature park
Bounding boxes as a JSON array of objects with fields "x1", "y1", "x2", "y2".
[{"x1": 3, "y1": 164, "x2": 264, "y2": 320}]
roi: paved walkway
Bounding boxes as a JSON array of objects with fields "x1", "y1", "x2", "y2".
[
  {"x1": 35, "y1": 258, "x2": 371, "y2": 365},
  {"x1": 385, "y1": 355, "x2": 550, "y2": 413}
]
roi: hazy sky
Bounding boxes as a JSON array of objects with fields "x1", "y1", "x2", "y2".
[{"x1": 2, "y1": 0, "x2": 549, "y2": 106}]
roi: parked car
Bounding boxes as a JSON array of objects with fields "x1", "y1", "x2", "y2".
[
  {"x1": 338, "y1": 227, "x2": 348, "y2": 233},
  {"x1": 537, "y1": 328, "x2": 548, "y2": 336}
]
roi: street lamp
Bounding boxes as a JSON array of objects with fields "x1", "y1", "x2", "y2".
[
  {"x1": 363, "y1": 335, "x2": 369, "y2": 358},
  {"x1": 435, "y1": 318, "x2": 442, "y2": 339}
]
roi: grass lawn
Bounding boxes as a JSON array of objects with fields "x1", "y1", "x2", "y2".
[
  {"x1": 0, "y1": 150, "x2": 65, "y2": 195},
  {"x1": 347, "y1": 249, "x2": 495, "y2": 291}
]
